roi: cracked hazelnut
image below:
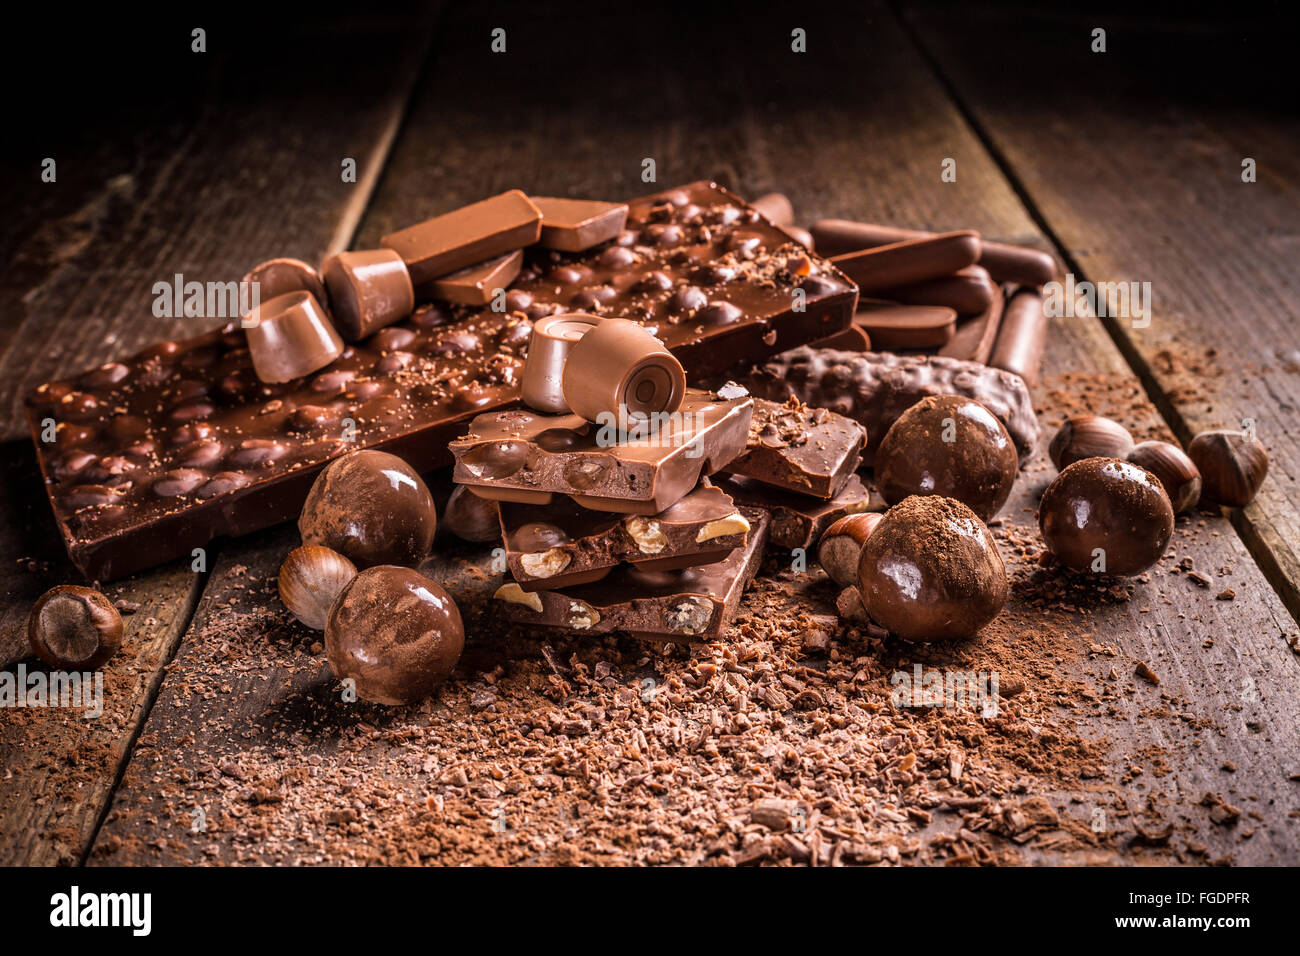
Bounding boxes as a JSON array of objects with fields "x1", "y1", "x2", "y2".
[
  {"x1": 666, "y1": 596, "x2": 713, "y2": 634},
  {"x1": 818, "y1": 512, "x2": 884, "y2": 588},
  {"x1": 1049, "y1": 415, "x2": 1134, "y2": 470},
  {"x1": 494, "y1": 583, "x2": 543, "y2": 612},
  {"x1": 278, "y1": 545, "x2": 357, "y2": 630},
  {"x1": 567, "y1": 600, "x2": 600, "y2": 629},
  {"x1": 1126, "y1": 441, "x2": 1201, "y2": 513},
  {"x1": 624, "y1": 516, "x2": 668, "y2": 553},
  {"x1": 1188, "y1": 430, "x2": 1268, "y2": 508},
  {"x1": 520, "y1": 547, "x2": 571, "y2": 578},
  {"x1": 695, "y1": 512, "x2": 750, "y2": 542},
  {"x1": 27, "y1": 585, "x2": 123, "y2": 669}
]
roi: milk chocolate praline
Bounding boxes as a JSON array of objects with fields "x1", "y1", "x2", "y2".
[
  {"x1": 299, "y1": 450, "x2": 437, "y2": 567},
  {"x1": 875, "y1": 395, "x2": 1018, "y2": 520},
  {"x1": 857, "y1": 495, "x2": 1007, "y2": 643},
  {"x1": 325, "y1": 566, "x2": 464, "y2": 705},
  {"x1": 1038, "y1": 457, "x2": 1174, "y2": 576}
]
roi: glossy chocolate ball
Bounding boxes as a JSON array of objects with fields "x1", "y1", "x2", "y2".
[
  {"x1": 1039, "y1": 457, "x2": 1174, "y2": 576},
  {"x1": 325, "y1": 566, "x2": 465, "y2": 705},
  {"x1": 875, "y1": 395, "x2": 1018, "y2": 520},
  {"x1": 857, "y1": 495, "x2": 1008, "y2": 643},
  {"x1": 300, "y1": 450, "x2": 437, "y2": 567},
  {"x1": 28, "y1": 585, "x2": 123, "y2": 669}
]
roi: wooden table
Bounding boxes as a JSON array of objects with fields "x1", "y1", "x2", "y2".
[{"x1": 1, "y1": 2, "x2": 1296, "y2": 866}]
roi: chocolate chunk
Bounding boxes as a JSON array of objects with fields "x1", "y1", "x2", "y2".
[
  {"x1": 496, "y1": 508, "x2": 769, "y2": 639},
  {"x1": 723, "y1": 397, "x2": 865, "y2": 499},
  {"x1": 320, "y1": 249, "x2": 416, "y2": 341},
  {"x1": 500, "y1": 482, "x2": 750, "y2": 590},
  {"x1": 450, "y1": 389, "x2": 753, "y2": 515},
  {"x1": 717, "y1": 473, "x2": 879, "y2": 551},
  {"x1": 745, "y1": 347, "x2": 1039, "y2": 466},
  {"x1": 532, "y1": 197, "x2": 629, "y2": 251},
  {"x1": 381, "y1": 190, "x2": 542, "y2": 285},
  {"x1": 425, "y1": 249, "x2": 524, "y2": 305}
]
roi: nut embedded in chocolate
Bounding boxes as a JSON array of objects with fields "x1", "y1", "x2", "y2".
[
  {"x1": 875, "y1": 394, "x2": 1018, "y2": 521},
  {"x1": 325, "y1": 566, "x2": 464, "y2": 705},
  {"x1": 27, "y1": 585, "x2": 124, "y2": 669},
  {"x1": 1038, "y1": 457, "x2": 1174, "y2": 576},
  {"x1": 442, "y1": 485, "x2": 502, "y2": 543},
  {"x1": 1187, "y1": 429, "x2": 1269, "y2": 508},
  {"x1": 299, "y1": 450, "x2": 437, "y2": 568},
  {"x1": 857, "y1": 495, "x2": 1007, "y2": 643}
]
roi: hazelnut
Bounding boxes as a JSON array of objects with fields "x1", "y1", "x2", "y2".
[
  {"x1": 696, "y1": 512, "x2": 751, "y2": 542},
  {"x1": 442, "y1": 485, "x2": 501, "y2": 543},
  {"x1": 624, "y1": 516, "x2": 668, "y2": 554},
  {"x1": 520, "y1": 547, "x2": 571, "y2": 578},
  {"x1": 1126, "y1": 441, "x2": 1201, "y2": 513},
  {"x1": 27, "y1": 585, "x2": 123, "y2": 669},
  {"x1": 1188, "y1": 430, "x2": 1268, "y2": 508},
  {"x1": 1048, "y1": 415, "x2": 1134, "y2": 470},
  {"x1": 278, "y1": 545, "x2": 357, "y2": 630},
  {"x1": 567, "y1": 600, "x2": 600, "y2": 629},
  {"x1": 665, "y1": 596, "x2": 713, "y2": 634},
  {"x1": 818, "y1": 512, "x2": 884, "y2": 588},
  {"x1": 494, "y1": 582, "x2": 543, "y2": 612}
]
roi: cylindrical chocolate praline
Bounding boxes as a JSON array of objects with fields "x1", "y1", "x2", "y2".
[
  {"x1": 241, "y1": 257, "x2": 329, "y2": 307},
  {"x1": 244, "y1": 290, "x2": 344, "y2": 384},
  {"x1": 521, "y1": 313, "x2": 603, "y2": 413},
  {"x1": 561, "y1": 318, "x2": 686, "y2": 424},
  {"x1": 321, "y1": 249, "x2": 415, "y2": 341}
]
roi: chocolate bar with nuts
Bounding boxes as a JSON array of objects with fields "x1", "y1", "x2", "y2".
[
  {"x1": 745, "y1": 347, "x2": 1039, "y2": 466},
  {"x1": 450, "y1": 389, "x2": 753, "y2": 515},
  {"x1": 495, "y1": 508, "x2": 769, "y2": 640},
  {"x1": 500, "y1": 482, "x2": 749, "y2": 591},
  {"x1": 717, "y1": 473, "x2": 880, "y2": 551},
  {"x1": 722, "y1": 396, "x2": 866, "y2": 499}
]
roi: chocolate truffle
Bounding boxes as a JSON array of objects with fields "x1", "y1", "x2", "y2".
[
  {"x1": 300, "y1": 450, "x2": 437, "y2": 567},
  {"x1": 27, "y1": 585, "x2": 124, "y2": 669},
  {"x1": 857, "y1": 495, "x2": 1007, "y2": 643},
  {"x1": 1038, "y1": 457, "x2": 1174, "y2": 576},
  {"x1": 875, "y1": 394, "x2": 1018, "y2": 521},
  {"x1": 325, "y1": 566, "x2": 464, "y2": 705}
]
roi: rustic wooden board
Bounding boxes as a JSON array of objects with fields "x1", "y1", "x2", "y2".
[
  {"x1": 90, "y1": 1, "x2": 1299, "y2": 865},
  {"x1": 0, "y1": 11, "x2": 436, "y2": 865},
  {"x1": 903, "y1": 3, "x2": 1300, "y2": 621}
]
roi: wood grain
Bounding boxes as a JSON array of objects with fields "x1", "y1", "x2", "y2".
[
  {"x1": 90, "y1": 1, "x2": 1299, "y2": 865},
  {"x1": 904, "y1": 3, "x2": 1300, "y2": 621}
]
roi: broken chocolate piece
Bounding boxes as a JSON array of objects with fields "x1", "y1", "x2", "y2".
[
  {"x1": 723, "y1": 397, "x2": 865, "y2": 498},
  {"x1": 381, "y1": 189, "x2": 542, "y2": 285},
  {"x1": 717, "y1": 473, "x2": 878, "y2": 551},
  {"x1": 425, "y1": 250, "x2": 524, "y2": 305},
  {"x1": 532, "y1": 197, "x2": 629, "y2": 251}
]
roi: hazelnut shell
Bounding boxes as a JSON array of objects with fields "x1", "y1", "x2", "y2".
[
  {"x1": 278, "y1": 545, "x2": 357, "y2": 630},
  {"x1": 1049, "y1": 415, "x2": 1134, "y2": 471},
  {"x1": 1188, "y1": 430, "x2": 1268, "y2": 508},
  {"x1": 27, "y1": 585, "x2": 124, "y2": 669}
]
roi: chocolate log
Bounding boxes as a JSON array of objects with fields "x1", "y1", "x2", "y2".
[{"x1": 745, "y1": 347, "x2": 1040, "y2": 466}]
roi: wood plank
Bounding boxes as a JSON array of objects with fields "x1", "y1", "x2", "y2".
[
  {"x1": 0, "y1": 10, "x2": 436, "y2": 865},
  {"x1": 92, "y1": 1, "x2": 1299, "y2": 865},
  {"x1": 903, "y1": 3, "x2": 1300, "y2": 621}
]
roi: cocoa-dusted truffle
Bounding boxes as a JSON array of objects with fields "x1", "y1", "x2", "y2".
[
  {"x1": 299, "y1": 450, "x2": 437, "y2": 567},
  {"x1": 874, "y1": 394, "x2": 1018, "y2": 520},
  {"x1": 325, "y1": 566, "x2": 465, "y2": 705},
  {"x1": 857, "y1": 495, "x2": 1007, "y2": 643},
  {"x1": 1038, "y1": 457, "x2": 1173, "y2": 576}
]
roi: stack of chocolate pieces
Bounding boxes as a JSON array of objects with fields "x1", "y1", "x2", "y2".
[
  {"x1": 449, "y1": 388, "x2": 770, "y2": 641},
  {"x1": 716, "y1": 396, "x2": 877, "y2": 552}
]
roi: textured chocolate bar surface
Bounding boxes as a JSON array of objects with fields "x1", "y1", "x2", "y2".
[
  {"x1": 496, "y1": 508, "x2": 769, "y2": 640},
  {"x1": 722, "y1": 396, "x2": 865, "y2": 498},
  {"x1": 500, "y1": 483, "x2": 749, "y2": 590},
  {"x1": 745, "y1": 347, "x2": 1039, "y2": 466},
  {"x1": 27, "y1": 182, "x2": 855, "y2": 580}
]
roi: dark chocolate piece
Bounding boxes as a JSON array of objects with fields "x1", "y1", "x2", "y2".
[
  {"x1": 450, "y1": 389, "x2": 753, "y2": 515},
  {"x1": 495, "y1": 507, "x2": 769, "y2": 640},
  {"x1": 989, "y1": 287, "x2": 1048, "y2": 384},
  {"x1": 426, "y1": 250, "x2": 523, "y2": 305},
  {"x1": 745, "y1": 347, "x2": 1040, "y2": 466},
  {"x1": 877, "y1": 265, "x2": 996, "y2": 317},
  {"x1": 855, "y1": 302, "x2": 956, "y2": 350},
  {"x1": 722, "y1": 397, "x2": 865, "y2": 499},
  {"x1": 938, "y1": 282, "x2": 1004, "y2": 364},
  {"x1": 381, "y1": 189, "x2": 542, "y2": 286},
  {"x1": 532, "y1": 197, "x2": 629, "y2": 251},
  {"x1": 717, "y1": 473, "x2": 879, "y2": 551},
  {"x1": 808, "y1": 325, "x2": 870, "y2": 352},
  {"x1": 500, "y1": 482, "x2": 749, "y2": 590},
  {"x1": 28, "y1": 182, "x2": 855, "y2": 580}
]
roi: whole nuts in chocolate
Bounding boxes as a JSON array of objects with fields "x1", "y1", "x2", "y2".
[
  {"x1": 818, "y1": 512, "x2": 884, "y2": 588},
  {"x1": 278, "y1": 545, "x2": 357, "y2": 630},
  {"x1": 1187, "y1": 429, "x2": 1269, "y2": 508},
  {"x1": 1048, "y1": 415, "x2": 1134, "y2": 471},
  {"x1": 27, "y1": 585, "x2": 124, "y2": 669},
  {"x1": 1126, "y1": 441, "x2": 1202, "y2": 514},
  {"x1": 300, "y1": 450, "x2": 438, "y2": 568},
  {"x1": 856, "y1": 496, "x2": 1007, "y2": 643},
  {"x1": 1038, "y1": 458, "x2": 1174, "y2": 576},
  {"x1": 442, "y1": 485, "x2": 502, "y2": 543},
  {"x1": 325, "y1": 566, "x2": 465, "y2": 706},
  {"x1": 874, "y1": 394, "x2": 1018, "y2": 521}
]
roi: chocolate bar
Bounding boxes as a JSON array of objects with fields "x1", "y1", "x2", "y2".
[
  {"x1": 450, "y1": 389, "x2": 753, "y2": 515},
  {"x1": 717, "y1": 474, "x2": 878, "y2": 551},
  {"x1": 745, "y1": 347, "x2": 1040, "y2": 466},
  {"x1": 722, "y1": 397, "x2": 865, "y2": 498},
  {"x1": 533, "y1": 198, "x2": 628, "y2": 251},
  {"x1": 381, "y1": 190, "x2": 542, "y2": 286},
  {"x1": 28, "y1": 182, "x2": 855, "y2": 580},
  {"x1": 499, "y1": 483, "x2": 750, "y2": 590},
  {"x1": 426, "y1": 250, "x2": 523, "y2": 305},
  {"x1": 495, "y1": 507, "x2": 769, "y2": 640}
]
